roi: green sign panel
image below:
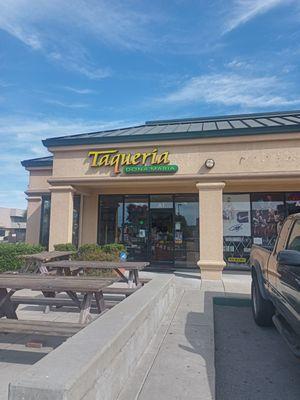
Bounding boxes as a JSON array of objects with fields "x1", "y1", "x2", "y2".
[{"x1": 123, "y1": 164, "x2": 178, "y2": 174}]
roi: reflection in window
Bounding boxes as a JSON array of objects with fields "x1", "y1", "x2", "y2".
[
  {"x1": 174, "y1": 194, "x2": 199, "y2": 267},
  {"x1": 286, "y1": 193, "x2": 300, "y2": 216},
  {"x1": 99, "y1": 196, "x2": 123, "y2": 245},
  {"x1": 223, "y1": 194, "x2": 252, "y2": 266},
  {"x1": 251, "y1": 193, "x2": 285, "y2": 249},
  {"x1": 150, "y1": 195, "x2": 174, "y2": 263},
  {"x1": 124, "y1": 195, "x2": 149, "y2": 261},
  {"x1": 72, "y1": 195, "x2": 81, "y2": 248},
  {"x1": 150, "y1": 194, "x2": 173, "y2": 209},
  {"x1": 40, "y1": 195, "x2": 51, "y2": 248}
]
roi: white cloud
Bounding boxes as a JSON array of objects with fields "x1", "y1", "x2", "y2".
[
  {"x1": 0, "y1": 1, "x2": 44, "y2": 49},
  {"x1": 44, "y1": 99, "x2": 89, "y2": 109},
  {"x1": 163, "y1": 73, "x2": 300, "y2": 108},
  {"x1": 0, "y1": 115, "x2": 141, "y2": 208},
  {"x1": 0, "y1": 0, "x2": 114, "y2": 79},
  {"x1": 0, "y1": 115, "x2": 141, "y2": 158},
  {"x1": 223, "y1": 0, "x2": 292, "y2": 33},
  {"x1": 48, "y1": 49, "x2": 111, "y2": 80},
  {"x1": 62, "y1": 86, "x2": 95, "y2": 95},
  {"x1": 0, "y1": 0, "x2": 157, "y2": 77}
]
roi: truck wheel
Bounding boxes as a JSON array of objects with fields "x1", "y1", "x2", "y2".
[{"x1": 251, "y1": 276, "x2": 274, "y2": 327}]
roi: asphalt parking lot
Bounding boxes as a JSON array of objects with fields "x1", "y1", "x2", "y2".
[{"x1": 214, "y1": 299, "x2": 300, "y2": 400}]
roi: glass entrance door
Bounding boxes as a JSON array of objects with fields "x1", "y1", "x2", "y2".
[
  {"x1": 150, "y1": 209, "x2": 174, "y2": 263},
  {"x1": 98, "y1": 194, "x2": 199, "y2": 267}
]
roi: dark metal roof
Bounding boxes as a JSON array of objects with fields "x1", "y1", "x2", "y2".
[
  {"x1": 42, "y1": 110, "x2": 300, "y2": 148},
  {"x1": 21, "y1": 156, "x2": 53, "y2": 168}
]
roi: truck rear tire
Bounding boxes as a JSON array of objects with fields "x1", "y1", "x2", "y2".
[{"x1": 251, "y1": 276, "x2": 274, "y2": 327}]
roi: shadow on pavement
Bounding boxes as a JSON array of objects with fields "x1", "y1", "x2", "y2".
[
  {"x1": 0, "y1": 349, "x2": 46, "y2": 365},
  {"x1": 214, "y1": 297, "x2": 300, "y2": 400}
]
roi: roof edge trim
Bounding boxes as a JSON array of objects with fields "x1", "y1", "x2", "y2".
[{"x1": 42, "y1": 124, "x2": 300, "y2": 148}]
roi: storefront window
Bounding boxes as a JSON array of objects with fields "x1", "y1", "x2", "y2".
[
  {"x1": 286, "y1": 193, "x2": 300, "y2": 215},
  {"x1": 251, "y1": 193, "x2": 285, "y2": 249},
  {"x1": 174, "y1": 194, "x2": 199, "y2": 267},
  {"x1": 124, "y1": 195, "x2": 149, "y2": 261},
  {"x1": 150, "y1": 194, "x2": 173, "y2": 209},
  {"x1": 150, "y1": 195, "x2": 174, "y2": 264},
  {"x1": 72, "y1": 195, "x2": 81, "y2": 248},
  {"x1": 223, "y1": 194, "x2": 252, "y2": 266},
  {"x1": 40, "y1": 195, "x2": 51, "y2": 248},
  {"x1": 98, "y1": 195, "x2": 123, "y2": 245}
]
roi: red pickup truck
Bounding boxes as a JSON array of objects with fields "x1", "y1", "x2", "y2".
[{"x1": 250, "y1": 213, "x2": 300, "y2": 357}]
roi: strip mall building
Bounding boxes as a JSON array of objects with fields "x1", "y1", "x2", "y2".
[{"x1": 22, "y1": 111, "x2": 300, "y2": 279}]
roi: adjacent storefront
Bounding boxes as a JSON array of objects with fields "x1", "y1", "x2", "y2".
[{"x1": 22, "y1": 111, "x2": 300, "y2": 279}]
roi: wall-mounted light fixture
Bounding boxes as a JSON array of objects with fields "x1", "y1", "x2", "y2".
[{"x1": 205, "y1": 159, "x2": 215, "y2": 169}]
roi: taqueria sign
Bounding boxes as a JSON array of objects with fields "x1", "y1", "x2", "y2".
[{"x1": 88, "y1": 148, "x2": 178, "y2": 174}]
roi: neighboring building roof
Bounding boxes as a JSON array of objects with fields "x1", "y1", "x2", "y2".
[
  {"x1": 0, "y1": 207, "x2": 26, "y2": 230},
  {"x1": 41, "y1": 110, "x2": 300, "y2": 148},
  {"x1": 21, "y1": 156, "x2": 54, "y2": 168}
]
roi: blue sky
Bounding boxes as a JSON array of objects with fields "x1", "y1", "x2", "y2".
[{"x1": 0, "y1": 0, "x2": 300, "y2": 208}]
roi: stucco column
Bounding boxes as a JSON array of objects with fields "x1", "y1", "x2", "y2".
[
  {"x1": 25, "y1": 196, "x2": 42, "y2": 244},
  {"x1": 80, "y1": 194, "x2": 98, "y2": 245},
  {"x1": 48, "y1": 186, "x2": 74, "y2": 250},
  {"x1": 196, "y1": 182, "x2": 226, "y2": 280}
]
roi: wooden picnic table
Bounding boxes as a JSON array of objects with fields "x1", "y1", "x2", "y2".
[
  {"x1": 44, "y1": 260, "x2": 149, "y2": 287},
  {"x1": 0, "y1": 274, "x2": 116, "y2": 324},
  {"x1": 20, "y1": 251, "x2": 74, "y2": 273}
]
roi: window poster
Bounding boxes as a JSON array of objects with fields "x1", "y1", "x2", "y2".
[{"x1": 223, "y1": 194, "x2": 251, "y2": 237}]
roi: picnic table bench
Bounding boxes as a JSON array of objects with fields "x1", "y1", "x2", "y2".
[
  {"x1": 0, "y1": 274, "x2": 116, "y2": 324},
  {"x1": 44, "y1": 260, "x2": 149, "y2": 287},
  {"x1": 0, "y1": 319, "x2": 85, "y2": 337},
  {"x1": 20, "y1": 251, "x2": 74, "y2": 273}
]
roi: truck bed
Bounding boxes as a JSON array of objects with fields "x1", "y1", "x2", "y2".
[{"x1": 250, "y1": 244, "x2": 271, "y2": 276}]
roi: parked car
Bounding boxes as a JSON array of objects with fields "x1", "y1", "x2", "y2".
[{"x1": 250, "y1": 213, "x2": 300, "y2": 357}]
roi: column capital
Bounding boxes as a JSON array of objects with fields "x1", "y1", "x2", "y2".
[
  {"x1": 26, "y1": 196, "x2": 42, "y2": 202},
  {"x1": 49, "y1": 185, "x2": 75, "y2": 193},
  {"x1": 196, "y1": 182, "x2": 225, "y2": 190}
]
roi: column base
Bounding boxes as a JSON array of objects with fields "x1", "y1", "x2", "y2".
[{"x1": 197, "y1": 260, "x2": 226, "y2": 280}]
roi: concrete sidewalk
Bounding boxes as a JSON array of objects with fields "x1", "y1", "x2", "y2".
[{"x1": 118, "y1": 271, "x2": 251, "y2": 400}]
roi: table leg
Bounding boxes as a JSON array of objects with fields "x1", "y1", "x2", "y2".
[
  {"x1": 94, "y1": 291, "x2": 106, "y2": 314},
  {"x1": 66, "y1": 291, "x2": 81, "y2": 308},
  {"x1": 133, "y1": 269, "x2": 141, "y2": 287},
  {"x1": 0, "y1": 288, "x2": 17, "y2": 319},
  {"x1": 38, "y1": 263, "x2": 49, "y2": 275},
  {"x1": 128, "y1": 270, "x2": 135, "y2": 288},
  {"x1": 114, "y1": 268, "x2": 128, "y2": 283},
  {"x1": 79, "y1": 293, "x2": 93, "y2": 324}
]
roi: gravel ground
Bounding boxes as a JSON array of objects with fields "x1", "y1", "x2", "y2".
[{"x1": 214, "y1": 301, "x2": 300, "y2": 400}]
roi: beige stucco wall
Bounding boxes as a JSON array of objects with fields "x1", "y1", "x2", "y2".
[
  {"x1": 48, "y1": 187, "x2": 74, "y2": 250},
  {"x1": 80, "y1": 194, "x2": 98, "y2": 245},
  {"x1": 49, "y1": 132, "x2": 300, "y2": 181},
  {"x1": 27, "y1": 168, "x2": 52, "y2": 192},
  {"x1": 24, "y1": 168, "x2": 52, "y2": 246},
  {"x1": 25, "y1": 197, "x2": 42, "y2": 244}
]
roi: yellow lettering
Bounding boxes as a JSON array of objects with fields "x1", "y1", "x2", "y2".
[
  {"x1": 98, "y1": 154, "x2": 111, "y2": 166},
  {"x1": 88, "y1": 151, "x2": 101, "y2": 167},
  {"x1": 88, "y1": 150, "x2": 116, "y2": 167},
  {"x1": 142, "y1": 152, "x2": 152, "y2": 164},
  {"x1": 131, "y1": 152, "x2": 141, "y2": 165},
  {"x1": 110, "y1": 154, "x2": 122, "y2": 174},
  {"x1": 121, "y1": 153, "x2": 131, "y2": 166},
  {"x1": 156, "y1": 151, "x2": 170, "y2": 164},
  {"x1": 88, "y1": 148, "x2": 170, "y2": 173},
  {"x1": 151, "y1": 148, "x2": 158, "y2": 164}
]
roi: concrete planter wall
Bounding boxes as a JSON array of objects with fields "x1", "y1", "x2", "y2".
[{"x1": 9, "y1": 275, "x2": 176, "y2": 400}]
